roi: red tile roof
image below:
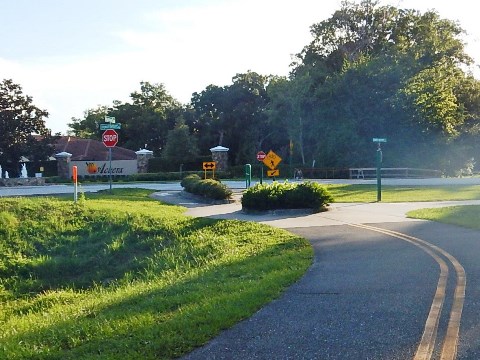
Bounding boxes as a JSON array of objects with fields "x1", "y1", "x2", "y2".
[{"x1": 55, "y1": 136, "x2": 137, "y2": 161}]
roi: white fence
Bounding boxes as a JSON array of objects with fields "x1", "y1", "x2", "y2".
[{"x1": 349, "y1": 167, "x2": 442, "y2": 179}]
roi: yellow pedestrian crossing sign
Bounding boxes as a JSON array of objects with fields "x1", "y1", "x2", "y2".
[{"x1": 263, "y1": 150, "x2": 282, "y2": 170}]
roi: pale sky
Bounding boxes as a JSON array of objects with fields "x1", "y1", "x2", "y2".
[{"x1": 1, "y1": 0, "x2": 479, "y2": 134}]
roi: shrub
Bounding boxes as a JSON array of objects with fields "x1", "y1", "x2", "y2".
[
  {"x1": 180, "y1": 174, "x2": 201, "y2": 189},
  {"x1": 242, "y1": 181, "x2": 333, "y2": 211},
  {"x1": 181, "y1": 174, "x2": 233, "y2": 200}
]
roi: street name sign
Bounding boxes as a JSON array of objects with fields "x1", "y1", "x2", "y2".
[{"x1": 100, "y1": 123, "x2": 122, "y2": 130}]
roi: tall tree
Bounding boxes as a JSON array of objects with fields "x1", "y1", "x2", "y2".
[
  {"x1": 0, "y1": 79, "x2": 53, "y2": 176},
  {"x1": 189, "y1": 85, "x2": 227, "y2": 151},
  {"x1": 67, "y1": 82, "x2": 184, "y2": 155},
  {"x1": 161, "y1": 118, "x2": 199, "y2": 170},
  {"x1": 111, "y1": 82, "x2": 183, "y2": 153},
  {"x1": 67, "y1": 105, "x2": 109, "y2": 139},
  {"x1": 190, "y1": 71, "x2": 272, "y2": 165},
  {"x1": 286, "y1": 0, "x2": 479, "y2": 171}
]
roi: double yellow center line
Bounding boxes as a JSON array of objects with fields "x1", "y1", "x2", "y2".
[{"x1": 348, "y1": 223, "x2": 466, "y2": 360}]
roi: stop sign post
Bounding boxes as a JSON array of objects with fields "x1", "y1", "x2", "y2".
[
  {"x1": 102, "y1": 129, "x2": 119, "y2": 193},
  {"x1": 256, "y1": 151, "x2": 266, "y2": 184},
  {"x1": 102, "y1": 129, "x2": 118, "y2": 147}
]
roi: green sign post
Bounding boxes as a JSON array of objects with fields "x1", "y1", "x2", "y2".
[
  {"x1": 245, "y1": 164, "x2": 252, "y2": 188},
  {"x1": 256, "y1": 151, "x2": 266, "y2": 184},
  {"x1": 373, "y1": 138, "x2": 387, "y2": 201}
]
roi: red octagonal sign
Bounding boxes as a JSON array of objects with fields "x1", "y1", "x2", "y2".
[
  {"x1": 102, "y1": 129, "x2": 118, "y2": 148},
  {"x1": 256, "y1": 151, "x2": 266, "y2": 161}
]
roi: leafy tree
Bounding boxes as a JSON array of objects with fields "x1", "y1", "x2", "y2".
[
  {"x1": 190, "y1": 71, "x2": 272, "y2": 165},
  {"x1": 161, "y1": 118, "x2": 199, "y2": 170},
  {"x1": 115, "y1": 82, "x2": 183, "y2": 153},
  {"x1": 67, "y1": 82, "x2": 183, "y2": 155},
  {"x1": 189, "y1": 85, "x2": 227, "y2": 151},
  {"x1": 67, "y1": 105, "x2": 109, "y2": 139},
  {"x1": 285, "y1": 0, "x2": 480, "y2": 171},
  {"x1": 0, "y1": 79, "x2": 53, "y2": 176}
]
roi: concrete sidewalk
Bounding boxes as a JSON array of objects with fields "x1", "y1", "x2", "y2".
[{"x1": 155, "y1": 191, "x2": 480, "y2": 228}]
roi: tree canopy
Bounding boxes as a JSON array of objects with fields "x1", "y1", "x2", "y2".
[
  {"x1": 282, "y1": 0, "x2": 480, "y2": 171},
  {"x1": 65, "y1": 1, "x2": 480, "y2": 174},
  {"x1": 68, "y1": 82, "x2": 183, "y2": 154},
  {"x1": 0, "y1": 79, "x2": 54, "y2": 176}
]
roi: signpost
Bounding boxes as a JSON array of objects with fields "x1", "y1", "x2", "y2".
[
  {"x1": 256, "y1": 151, "x2": 266, "y2": 184},
  {"x1": 203, "y1": 161, "x2": 216, "y2": 179},
  {"x1": 72, "y1": 165, "x2": 78, "y2": 203},
  {"x1": 262, "y1": 150, "x2": 282, "y2": 181},
  {"x1": 103, "y1": 129, "x2": 119, "y2": 193},
  {"x1": 372, "y1": 138, "x2": 387, "y2": 201}
]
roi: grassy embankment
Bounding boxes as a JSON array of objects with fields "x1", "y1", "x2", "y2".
[
  {"x1": 329, "y1": 184, "x2": 480, "y2": 228},
  {"x1": 0, "y1": 189, "x2": 312, "y2": 359},
  {"x1": 407, "y1": 205, "x2": 480, "y2": 229},
  {"x1": 326, "y1": 184, "x2": 480, "y2": 202}
]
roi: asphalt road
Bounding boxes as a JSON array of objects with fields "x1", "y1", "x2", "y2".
[
  {"x1": 174, "y1": 196, "x2": 480, "y2": 359},
  {"x1": 2, "y1": 175, "x2": 480, "y2": 197},
  {"x1": 183, "y1": 222, "x2": 434, "y2": 359}
]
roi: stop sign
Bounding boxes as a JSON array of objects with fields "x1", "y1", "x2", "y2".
[
  {"x1": 256, "y1": 151, "x2": 266, "y2": 161},
  {"x1": 102, "y1": 129, "x2": 118, "y2": 147}
]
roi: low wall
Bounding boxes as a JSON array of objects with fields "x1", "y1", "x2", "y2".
[
  {"x1": 70, "y1": 160, "x2": 137, "y2": 177},
  {"x1": 0, "y1": 178, "x2": 46, "y2": 187}
]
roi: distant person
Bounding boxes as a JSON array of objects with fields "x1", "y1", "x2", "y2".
[
  {"x1": 294, "y1": 168, "x2": 303, "y2": 180},
  {"x1": 297, "y1": 169, "x2": 303, "y2": 180}
]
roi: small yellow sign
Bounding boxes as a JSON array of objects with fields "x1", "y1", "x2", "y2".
[
  {"x1": 262, "y1": 150, "x2": 282, "y2": 170},
  {"x1": 203, "y1": 161, "x2": 216, "y2": 170},
  {"x1": 267, "y1": 169, "x2": 280, "y2": 177}
]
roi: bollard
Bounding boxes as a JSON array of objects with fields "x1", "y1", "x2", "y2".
[{"x1": 245, "y1": 164, "x2": 251, "y2": 189}]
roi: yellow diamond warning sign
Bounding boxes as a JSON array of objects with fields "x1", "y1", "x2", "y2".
[{"x1": 262, "y1": 150, "x2": 282, "y2": 170}]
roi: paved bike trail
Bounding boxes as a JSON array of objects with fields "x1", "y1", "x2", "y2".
[{"x1": 149, "y1": 193, "x2": 480, "y2": 359}]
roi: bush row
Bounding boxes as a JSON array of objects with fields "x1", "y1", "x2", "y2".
[
  {"x1": 180, "y1": 174, "x2": 233, "y2": 200},
  {"x1": 241, "y1": 181, "x2": 333, "y2": 212}
]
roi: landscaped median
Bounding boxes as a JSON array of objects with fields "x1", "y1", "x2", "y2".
[
  {"x1": 180, "y1": 174, "x2": 233, "y2": 201},
  {"x1": 0, "y1": 189, "x2": 312, "y2": 359},
  {"x1": 242, "y1": 181, "x2": 334, "y2": 212}
]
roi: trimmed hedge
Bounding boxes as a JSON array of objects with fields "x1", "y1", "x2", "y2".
[
  {"x1": 180, "y1": 174, "x2": 233, "y2": 200},
  {"x1": 242, "y1": 181, "x2": 333, "y2": 212}
]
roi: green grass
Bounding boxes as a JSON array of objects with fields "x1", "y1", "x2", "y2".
[
  {"x1": 407, "y1": 205, "x2": 480, "y2": 230},
  {"x1": 0, "y1": 189, "x2": 312, "y2": 359},
  {"x1": 326, "y1": 184, "x2": 480, "y2": 202}
]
